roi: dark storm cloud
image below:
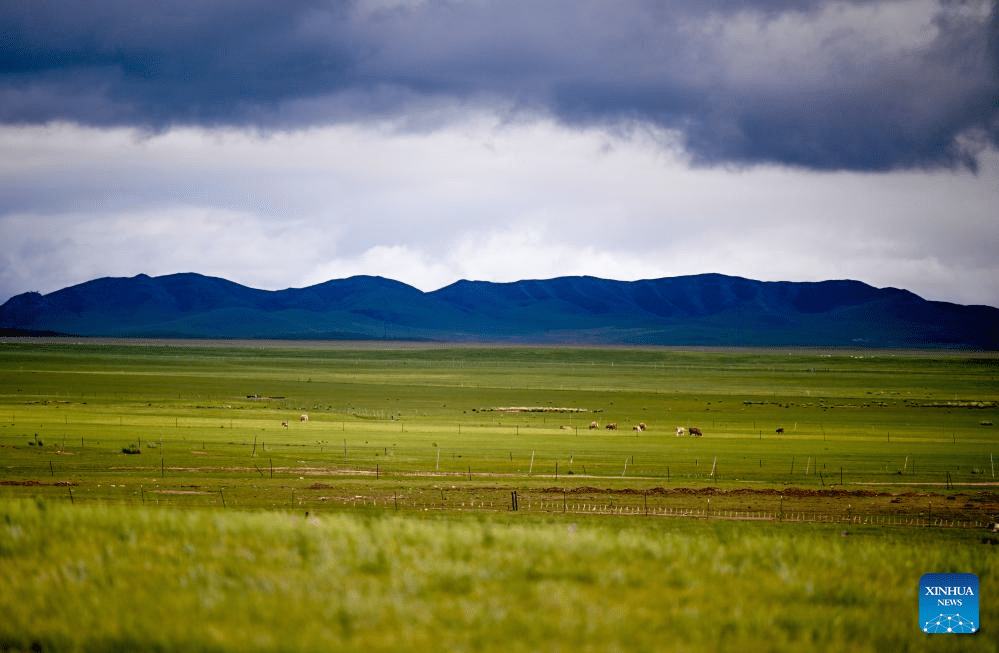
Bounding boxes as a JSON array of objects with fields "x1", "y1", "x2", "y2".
[
  {"x1": 1, "y1": 0, "x2": 996, "y2": 170},
  {"x1": 1, "y1": 0, "x2": 358, "y2": 124}
]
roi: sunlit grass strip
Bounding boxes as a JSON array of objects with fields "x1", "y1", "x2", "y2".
[{"x1": 2, "y1": 499, "x2": 996, "y2": 652}]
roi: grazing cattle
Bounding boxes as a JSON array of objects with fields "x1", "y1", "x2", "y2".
[
  {"x1": 281, "y1": 421, "x2": 289, "y2": 429},
  {"x1": 639, "y1": 422, "x2": 647, "y2": 431},
  {"x1": 988, "y1": 522, "x2": 999, "y2": 534},
  {"x1": 605, "y1": 423, "x2": 618, "y2": 430},
  {"x1": 775, "y1": 427, "x2": 784, "y2": 434},
  {"x1": 675, "y1": 426, "x2": 685, "y2": 437},
  {"x1": 300, "y1": 414, "x2": 309, "y2": 423},
  {"x1": 688, "y1": 426, "x2": 703, "y2": 437},
  {"x1": 633, "y1": 425, "x2": 641, "y2": 431},
  {"x1": 589, "y1": 421, "x2": 599, "y2": 430}
]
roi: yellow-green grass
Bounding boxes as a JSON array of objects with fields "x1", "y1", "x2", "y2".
[
  {"x1": 2, "y1": 499, "x2": 997, "y2": 653},
  {"x1": 1, "y1": 342, "x2": 997, "y2": 506},
  {"x1": 1, "y1": 341, "x2": 997, "y2": 651}
]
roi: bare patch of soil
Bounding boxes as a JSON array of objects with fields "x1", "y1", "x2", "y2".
[
  {"x1": 153, "y1": 489, "x2": 213, "y2": 495},
  {"x1": 539, "y1": 486, "x2": 889, "y2": 498},
  {"x1": 0, "y1": 480, "x2": 78, "y2": 487},
  {"x1": 487, "y1": 407, "x2": 588, "y2": 413}
]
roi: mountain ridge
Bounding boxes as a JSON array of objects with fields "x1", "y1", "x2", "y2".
[{"x1": 1, "y1": 272, "x2": 996, "y2": 348}]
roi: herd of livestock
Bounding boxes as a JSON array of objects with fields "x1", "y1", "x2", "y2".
[
  {"x1": 280, "y1": 413, "x2": 786, "y2": 438},
  {"x1": 587, "y1": 421, "x2": 704, "y2": 436}
]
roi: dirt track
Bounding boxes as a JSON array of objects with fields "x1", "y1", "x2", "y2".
[{"x1": 539, "y1": 486, "x2": 892, "y2": 498}]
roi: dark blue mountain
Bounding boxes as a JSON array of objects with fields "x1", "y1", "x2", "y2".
[{"x1": 1, "y1": 272, "x2": 996, "y2": 348}]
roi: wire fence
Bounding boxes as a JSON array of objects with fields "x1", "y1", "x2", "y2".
[{"x1": 5, "y1": 477, "x2": 995, "y2": 531}]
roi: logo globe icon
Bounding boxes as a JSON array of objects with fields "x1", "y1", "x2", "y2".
[{"x1": 922, "y1": 614, "x2": 977, "y2": 633}]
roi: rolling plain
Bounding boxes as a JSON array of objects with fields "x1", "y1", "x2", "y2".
[{"x1": 1, "y1": 340, "x2": 998, "y2": 651}]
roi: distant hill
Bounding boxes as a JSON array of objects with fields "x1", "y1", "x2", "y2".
[{"x1": 1, "y1": 272, "x2": 996, "y2": 348}]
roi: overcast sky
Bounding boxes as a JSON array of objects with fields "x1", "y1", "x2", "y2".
[{"x1": 1, "y1": 0, "x2": 997, "y2": 307}]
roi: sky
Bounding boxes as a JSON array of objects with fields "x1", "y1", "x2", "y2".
[{"x1": 1, "y1": 0, "x2": 997, "y2": 307}]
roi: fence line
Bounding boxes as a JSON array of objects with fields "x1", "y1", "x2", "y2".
[
  {"x1": 307, "y1": 495, "x2": 991, "y2": 530},
  {"x1": 4, "y1": 456, "x2": 993, "y2": 530},
  {"x1": 505, "y1": 502, "x2": 989, "y2": 529},
  {"x1": 16, "y1": 487, "x2": 991, "y2": 530}
]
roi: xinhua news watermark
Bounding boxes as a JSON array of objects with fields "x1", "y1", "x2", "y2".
[{"x1": 920, "y1": 573, "x2": 979, "y2": 634}]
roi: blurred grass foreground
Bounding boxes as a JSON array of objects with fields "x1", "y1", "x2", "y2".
[{"x1": 2, "y1": 499, "x2": 996, "y2": 653}]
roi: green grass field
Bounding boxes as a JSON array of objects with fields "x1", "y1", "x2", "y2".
[
  {"x1": 1, "y1": 341, "x2": 998, "y2": 651},
  {"x1": 4, "y1": 500, "x2": 997, "y2": 653}
]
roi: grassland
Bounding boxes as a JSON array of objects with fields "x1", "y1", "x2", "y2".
[{"x1": 1, "y1": 340, "x2": 998, "y2": 651}]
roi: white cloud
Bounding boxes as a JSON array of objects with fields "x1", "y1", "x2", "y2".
[
  {"x1": 305, "y1": 244, "x2": 454, "y2": 291},
  {"x1": 0, "y1": 206, "x2": 332, "y2": 293},
  {"x1": 1, "y1": 117, "x2": 997, "y2": 308}
]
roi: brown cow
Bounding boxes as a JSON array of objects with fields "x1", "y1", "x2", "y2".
[
  {"x1": 605, "y1": 423, "x2": 618, "y2": 430},
  {"x1": 688, "y1": 426, "x2": 703, "y2": 437}
]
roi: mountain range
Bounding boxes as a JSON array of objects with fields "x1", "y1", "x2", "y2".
[{"x1": 1, "y1": 273, "x2": 996, "y2": 348}]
